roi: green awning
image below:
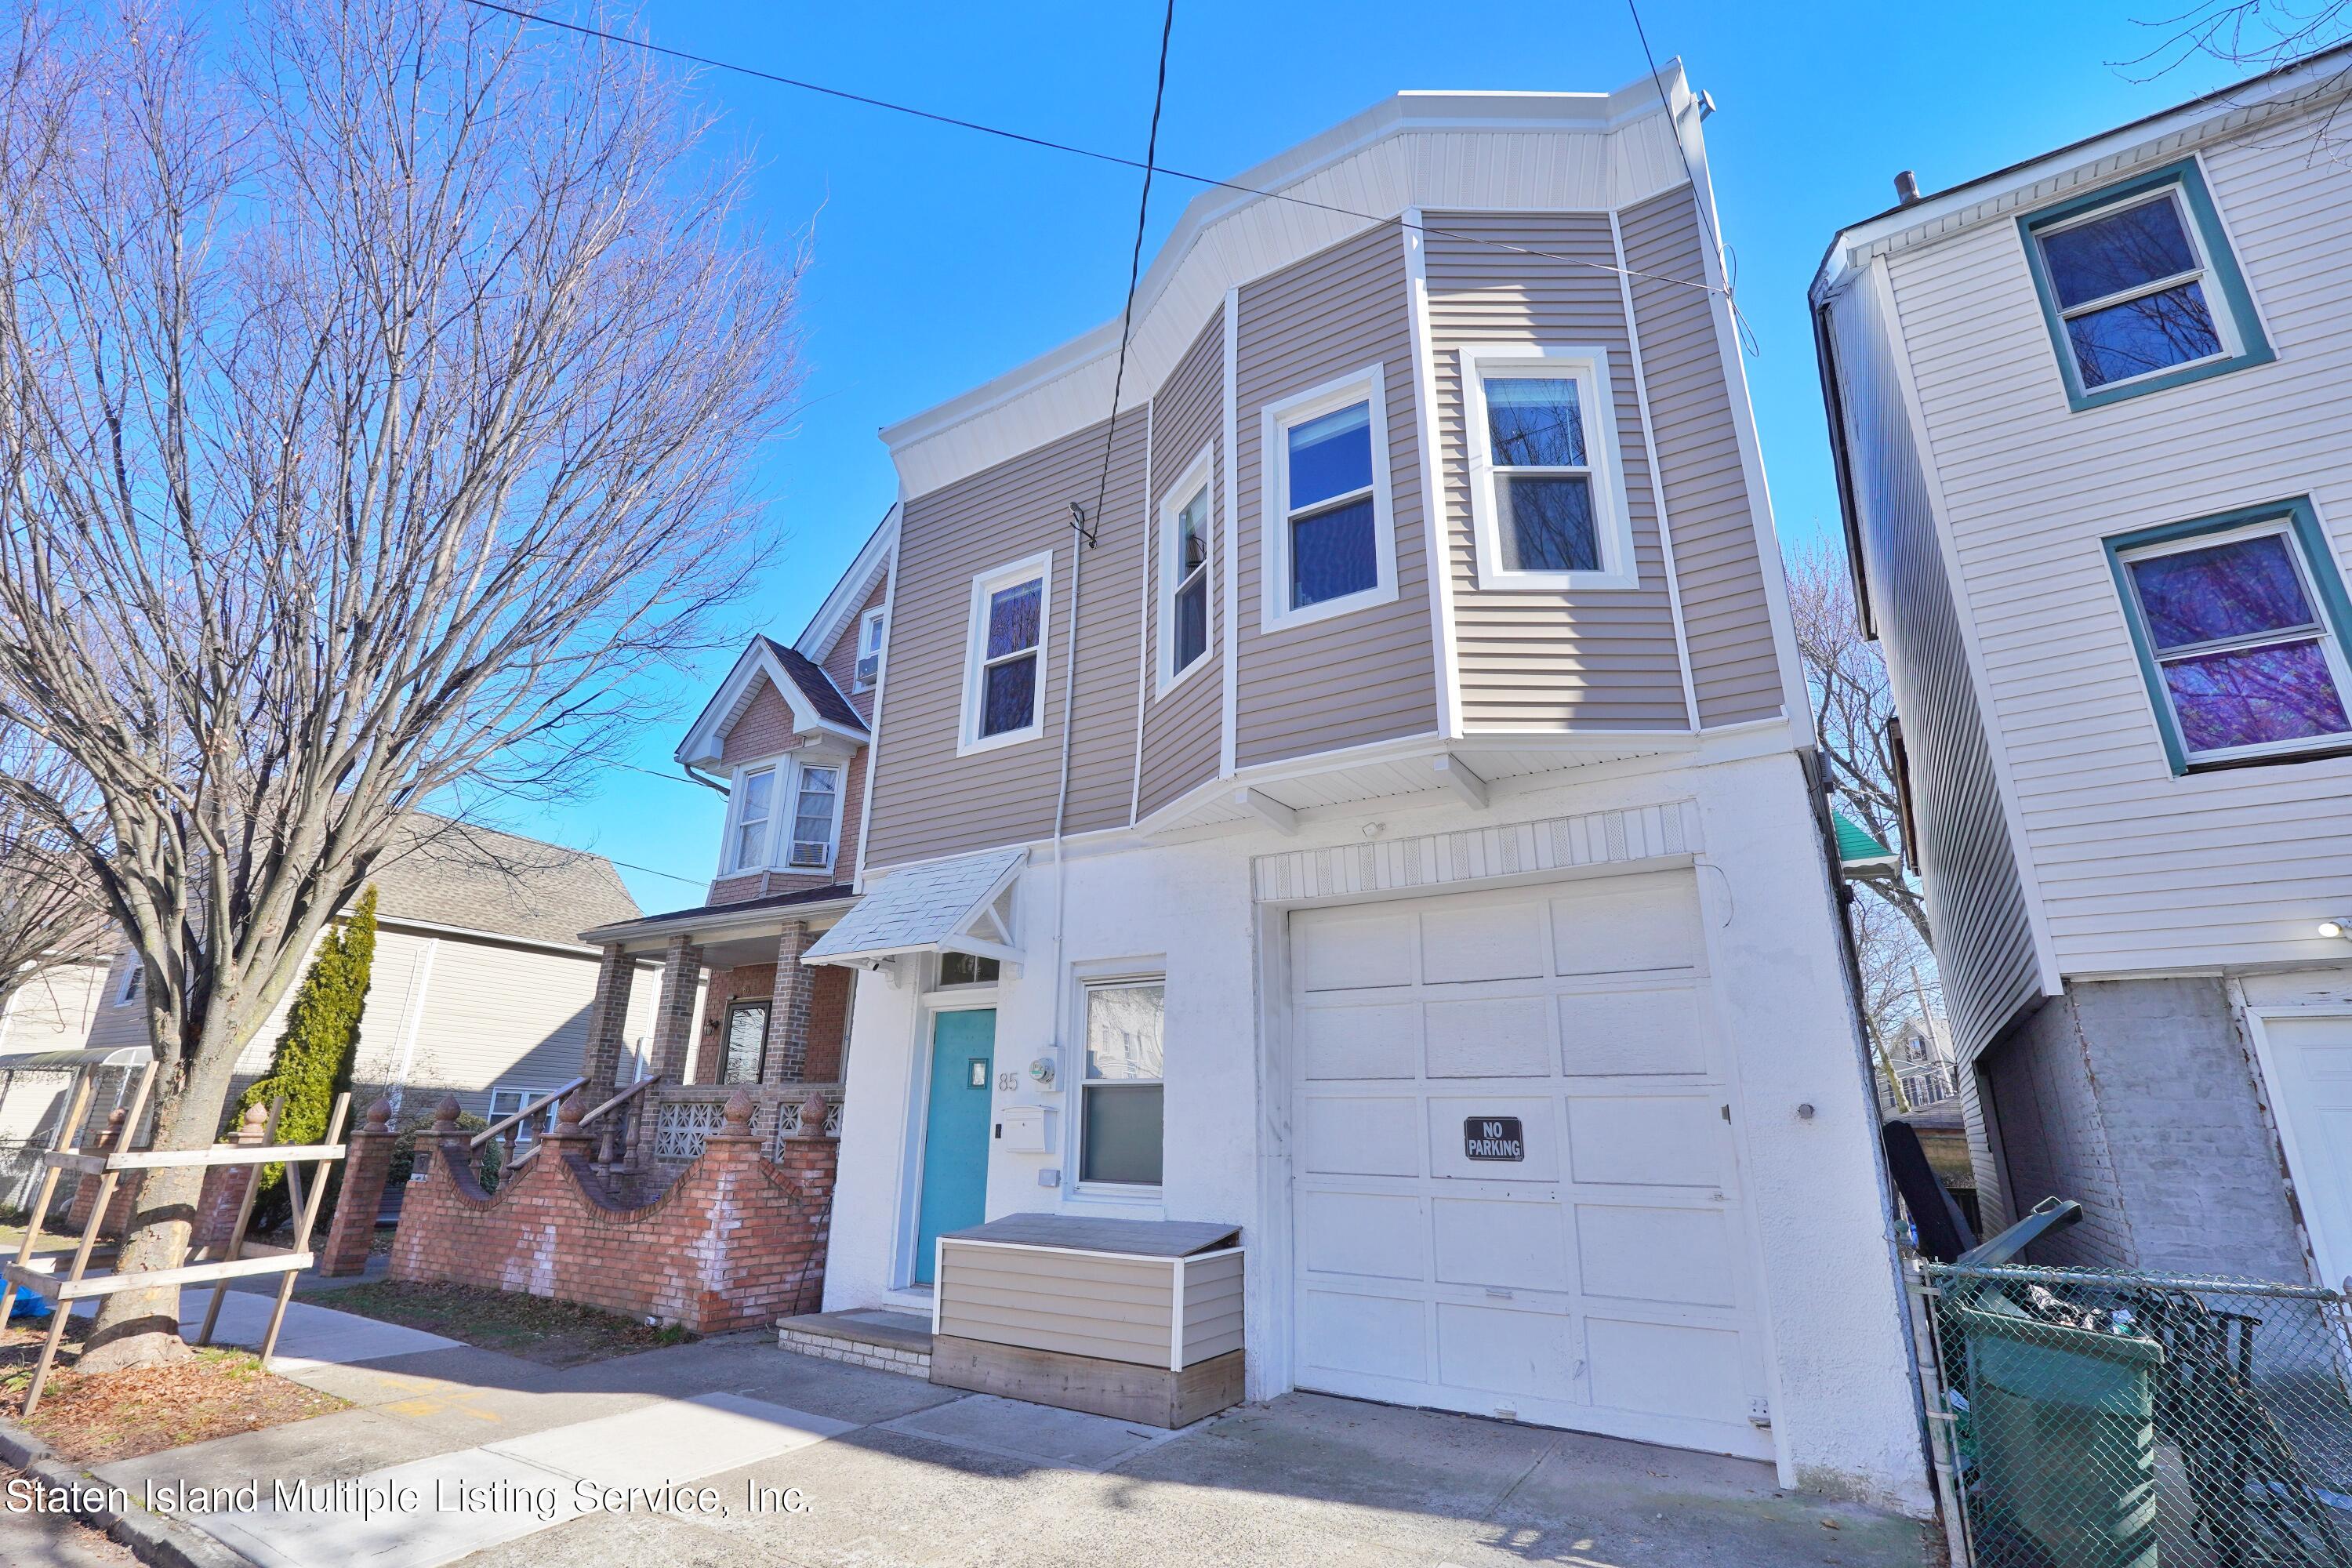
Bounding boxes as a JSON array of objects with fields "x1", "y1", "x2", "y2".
[{"x1": 1835, "y1": 811, "x2": 1900, "y2": 875}]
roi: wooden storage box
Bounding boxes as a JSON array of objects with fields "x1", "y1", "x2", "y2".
[{"x1": 931, "y1": 1214, "x2": 1243, "y2": 1428}]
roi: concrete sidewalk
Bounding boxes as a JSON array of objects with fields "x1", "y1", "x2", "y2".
[{"x1": 88, "y1": 1299, "x2": 1929, "y2": 1568}]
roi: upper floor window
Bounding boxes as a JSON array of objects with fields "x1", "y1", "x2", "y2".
[
  {"x1": 728, "y1": 765, "x2": 775, "y2": 873},
  {"x1": 116, "y1": 961, "x2": 143, "y2": 1006},
  {"x1": 854, "y1": 606, "x2": 886, "y2": 691},
  {"x1": 1260, "y1": 365, "x2": 1396, "y2": 633},
  {"x1": 958, "y1": 550, "x2": 1051, "y2": 755},
  {"x1": 1460, "y1": 345, "x2": 1636, "y2": 590},
  {"x1": 787, "y1": 764, "x2": 841, "y2": 869},
  {"x1": 2020, "y1": 159, "x2": 2271, "y2": 410},
  {"x1": 2107, "y1": 500, "x2": 2352, "y2": 772},
  {"x1": 1158, "y1": 445, "x2": 1214, "y2": 693}
]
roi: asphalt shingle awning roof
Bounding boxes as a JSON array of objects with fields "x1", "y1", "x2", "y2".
[{"x1": 803, "y1": 848, "x2": 1025, "y2": 966}]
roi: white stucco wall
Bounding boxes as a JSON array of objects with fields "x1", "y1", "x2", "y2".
[{"x1": 821, "y1": 738, "x2": 1929, "y2": 1514}]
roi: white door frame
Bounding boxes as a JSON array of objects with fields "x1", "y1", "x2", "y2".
[
  {"x1": 888, "y1": 981, "x2": 1001, "y2": 1293},
  {"x1": 2236, "y1": 998, "x2": 2352, "y2": 1292}
]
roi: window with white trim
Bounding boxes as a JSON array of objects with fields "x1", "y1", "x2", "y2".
[
  {"x1": 957, "y1": 551, "x2": 1051, "y2": 754},
  {"x1": 854, "y1": 607, "x2": 886, "y2": 691},
  {"x1": 1157, "y1": 446, "x2": 1214, "y2": 691},
  {"x1": 1078, "y1": 979, "x2": 1163, "y2": 1189},
  {"x1": 487, "y1": 1087, "x2": 555, "y2": 1144},
  {"x1": 1260, "y1": 366, "x2": 1396, "y2": 632},
  {"x1": 1460, "y1": 345, "x2": 1635, "y2": 590},
  {"x1": 728, "y1": 764, "x2": 775, "y2": 873},
  {"x1": 786, "y1": 764, "x2": 840, "y2": 869},
  {"x1": 2110, "y1": 506, "x2": 2352, "y2": 768},
  {"x1": 115, "y1": 961, "x2": 143, "y2": 1006}
]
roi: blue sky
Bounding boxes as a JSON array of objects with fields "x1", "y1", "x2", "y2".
[{"x1": 495, "y1": 0, "x2": 2255, "y2": 907}]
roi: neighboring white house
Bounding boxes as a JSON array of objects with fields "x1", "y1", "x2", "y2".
[
  {"x1": 789, "y1": 68, "x2": 1929, "y2": 1512},
  {"x1": 67, "y1": 818, "x2": 667, "y2": 1139},
  {"x1": 1813, "y1": 44, "x2": 2352, "y2": 1289}
]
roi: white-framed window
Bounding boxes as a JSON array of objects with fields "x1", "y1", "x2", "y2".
[
  {"x1": 1076, "y1": 978, "x2": 1164, "y2": 1191},
  {"x1": 786, "y1": 764, "x2": 841, "y2": 869},
  {"x1": 115, "y1": 960, "x2": 143, "y2": 1006},
  {"x1": 854, "y1": 606, "x2": 886, "y2": 691},
  {"x1": 726, "y1": 764, "x2": 777, "y2": 873},
  {"x1": 956, "y1": 550, "x2": 1052, "y2": 755},
  {"x1": 1156, "y1": 444, "x2": 1215, "y2": 695},
  {"x1": 1460, "y1": 345, "x2": 1637, "y2": 590},
  {"x1": 934, "y1": 951, "x2": 1000, "y2": 989},
  {"x1": 1259, "y1": 365, "x2": 1396, "y2": 633},
  {"x1": 487, "y1": 1086, "x2": 554, "y2": 1144}
]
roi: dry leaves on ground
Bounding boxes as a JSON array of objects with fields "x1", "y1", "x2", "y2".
[{"x1": 0, "y1": 1326, "x2": 346, "y2": 1465}]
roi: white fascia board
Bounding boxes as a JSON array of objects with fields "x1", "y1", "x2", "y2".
[
  {"x1": 674, "y1": 639, "x2": 865, "y2": 771},
  {"x1": 796, "y1": 505, "x2": 899, "y2": 662},
  {"x1": 879, "y1": 67, "x2": 1694, "y2": 501},
  {"x1": 1812, "y1": 42, "x2": 2352, "y2": 300}
]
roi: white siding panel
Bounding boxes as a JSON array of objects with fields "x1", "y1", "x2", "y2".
[{"x1": 1885, "y1": 128, "x2": 2352, "y2": 976}]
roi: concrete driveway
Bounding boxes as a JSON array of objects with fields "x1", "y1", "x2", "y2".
[{"x1": 95, "y1": 1319, "x2": 1930, "y2": 1568}]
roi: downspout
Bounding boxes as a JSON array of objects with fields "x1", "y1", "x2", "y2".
[{"x1": 1047, "y1": 500, "x2": 1093, "y2": 1062}]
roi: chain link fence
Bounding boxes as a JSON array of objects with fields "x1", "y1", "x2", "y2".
[{"x1": 1916, "y1": 1259, "x2": 2352, "y2": 1567}]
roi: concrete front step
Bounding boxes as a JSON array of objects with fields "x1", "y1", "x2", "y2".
[{"x1": 778, "y1": 1308, "x2": 934, "y2": 1378}]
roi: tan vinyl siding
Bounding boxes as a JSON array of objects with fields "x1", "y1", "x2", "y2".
[
  {"x1": 1823, "y1": 268, "x2": 2042, "y2": 1060},
  {"x1": 866, "y1": 412, "x2": 1147, "y2": 869},
  {"x1": 1140, "y1": 307, "x2": 1228, "y2": 818},
  {"x1": 1234, "y1": 222, "x2": 1439, "y2": 766},
  {"x1": 936, "y1": 1243, "x2": 1177, "y2": 1367},
  {"x1": 1178, "y1": 1250, "x2": 1244, "y2": 1364},
  {"x1": 1875, "y1": 129, "x2": 2352, "y2": 976},
  {"x1": 1621, "y1": 188, "x2": 1783, "y2": 728},
  {"x1": 1424, "y1": 211, "x2": 1687, "y2": 732}
]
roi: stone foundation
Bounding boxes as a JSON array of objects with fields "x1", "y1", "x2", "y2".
[{"x1": 388, "y1": 1089, "x2": 837, "y2": 1333}]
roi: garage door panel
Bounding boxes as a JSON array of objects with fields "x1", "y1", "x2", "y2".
[
  {"x1": 1432, "y1": 1196, "x2": 1569, "y2": 1293},
  {"x1": 1426, "y1": 1094, "x2": 1560, "y2": 1180},
  {"x1": 1567, "y1": 1098, "x2": 1726, "y2": 1189},
  {"x1": 1549, "y1": 877, "x2": 1701, "y2": 976},
  {"x1": 1303, "y1": 1096, "x2": 1421, "y2": 1177},
  {"x1": 1559, "y1": 985, "x2": 1706, "y2": 1077},
  {"x1": 1426, "y1": 996, "x2": 1551, "y2": 1077},
  {"x1": 1584, "y1": 1317, "x2": 1749, "y2": 1427},
  {"x1": 1298, "y1": 1290, "x2": 1425, "y2": 1381},
  {"x1": 1300, "y1": 1191, "x2": 1425, "y2": 1281},
  {"x1": 1302, "y1": 1002, "x2": 1420, "y2": 1080},
  {"x1": 1437, "y1": 1301, "x2": 1579, "y2": 1403},
  {"x1": 1420, "y1": 899, "x2": 1544, "y2": 984},
  {"x1": 1576, "y1": 1203, "x2": 1737, "y2": 1308},
  {"x1": 1299, "y1": 909, "x2": 1416, "y2": 991}
]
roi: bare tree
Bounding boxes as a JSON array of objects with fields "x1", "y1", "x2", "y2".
[
  {"x1": 0, "y1": 0, "x2": 800, "y2": 1370},
  {"x1": 2126, "y1": 2, "x2": 2352, "y2": 78},
  {"x1": 0, "y1": 731, "x2": 111, "y2": 1018}
]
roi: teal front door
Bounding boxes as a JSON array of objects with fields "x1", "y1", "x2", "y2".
[{"x1": 913, "y1": 1008, "x2": 995, "y2": 1285}]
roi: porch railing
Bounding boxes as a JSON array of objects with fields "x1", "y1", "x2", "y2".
[{"x1": 646, "y1": 1083, "x2": 843, "y2": 1166}]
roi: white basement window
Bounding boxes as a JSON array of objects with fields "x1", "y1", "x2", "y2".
[
  {"x1": 1460, "y1": 344, "x2": 1636, "y2": 590},
  {"x1": 1260, "y1": 365, "x2": 1396, "y2": 633},
  {"x1": 787, "y1": 764, "x2": 841, "y2": 869},
  {"x1": 958, "y1": 550, "x2": 1052, "y2": 755},
  {"x1": 1078, "y1": 979, "x2": 1164, "y2": 1191},
  {"x1": 1158, "y1": 445, "x2": 1214, "y2": 694}
]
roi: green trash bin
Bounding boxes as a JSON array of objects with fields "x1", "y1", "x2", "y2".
[{"x1": 1950, "y1": 1290, "x2": 2167, "y2": 1568}]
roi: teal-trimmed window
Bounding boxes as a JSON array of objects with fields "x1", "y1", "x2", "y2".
[
  {"x1": 2106, "y1": 499, "x2": 2352, "y2": 774},
  {"x1": 2019, "y1": 158, "x2": 2272, "y2": 410}
]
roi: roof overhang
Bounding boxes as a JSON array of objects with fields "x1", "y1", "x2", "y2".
[
  {"x1": 0, "y1": 1044, "x2": 152, "y2": 1072},
  {"x1": 796, "y1": 506, "x2": 898, "y2": 662},
  {"x1": 676, "y1": 638, "x2": 866, "y2": 771},
  {"x1": 802, "y1": 847, "x2": 1027, "y2": 977},
  {"x1": 581, "y1": 887, "x2": 858, "y2": 956}
]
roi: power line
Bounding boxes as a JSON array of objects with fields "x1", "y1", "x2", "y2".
[
  {"x1": 1089, "y1": 0, "x2": 1177, "y2": 539},
  {"x1": 1624, "y1": 0, "x2": 1759, "y2": 355},
  {"x1": 461, "y1": 0, "x2": 1723, "y2": 300}
]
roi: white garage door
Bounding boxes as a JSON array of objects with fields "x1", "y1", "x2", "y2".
[
  {"x1": 2254, "y1": 1014, "x2": 2352, "y2": 1291},
  {"x1": 1288, "y1": 870, "x2": 1769, "y2": 1457}
]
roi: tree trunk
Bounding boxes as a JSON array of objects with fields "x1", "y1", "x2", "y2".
[{"x1": 74, "y1": 1008, "x2": 249, "y2": 1373}]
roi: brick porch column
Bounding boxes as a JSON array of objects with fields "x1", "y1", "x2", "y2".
[
  {"x1": 579, "y1": 942, "x2": 639, "y2": 1098},
  {"x1": 761, "y1": 920, "x2": 815, "y2": 1085},
  {"x1": 319, "y1": 1097, "x2": 395, "y2": 1276},
  {"x1": 650, "y1": 935, "x2": 704, "y2": 1083}
]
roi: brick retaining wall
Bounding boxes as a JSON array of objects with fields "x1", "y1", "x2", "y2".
[{"x1": 387, "y1": 1089, "x2": 837, "y2": 1333}]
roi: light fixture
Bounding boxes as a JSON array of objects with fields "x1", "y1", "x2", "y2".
[{"x1": 2319, "y1": 918, "x2": 2352, "y2": 940}]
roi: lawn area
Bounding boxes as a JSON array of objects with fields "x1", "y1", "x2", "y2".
[
  {"x1": 296, "y1": 1279, "x2": 693, "y2": 1367},
  {"x1": 0, "y1": 1326, "x2": 345, "y2": 1465}
]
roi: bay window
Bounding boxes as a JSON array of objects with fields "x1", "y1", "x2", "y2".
[
  {"x1": 1460, "y1": 344, "x2": 1635, "y2": 590},
  {"x1": 1260, "y1": 366, "x2": 1396, "y2": 632}
]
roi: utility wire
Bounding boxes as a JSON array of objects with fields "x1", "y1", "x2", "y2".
[
  {"x1": 1624, "y1": 0, "x2": 1760, "y2": 354},
  {"x1": 1089, "y1": 0, "x2": 1177, "y2": 539},
  {"x1": 463, "y1": 0, "x2": 1723, "y2": 300}
]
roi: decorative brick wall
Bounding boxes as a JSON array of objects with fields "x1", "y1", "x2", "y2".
[
  {"x1": 389, "y1": 1090, "x2": 837, "y2": 1333},
  {"x1": 319, "y1": 1098, "x2": 396, "y2": 1276}
]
